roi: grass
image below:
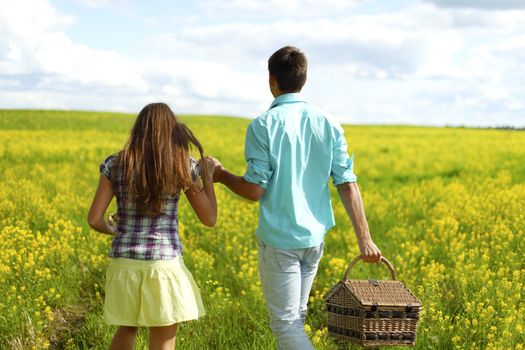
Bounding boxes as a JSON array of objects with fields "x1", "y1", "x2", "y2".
[{"x1": 0, "y1": 109, "x2": 524, "y2": 349}]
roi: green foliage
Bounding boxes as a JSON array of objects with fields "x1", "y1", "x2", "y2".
[{"x1": 0, "y1": 110, "x2": 524, "y2": 349}]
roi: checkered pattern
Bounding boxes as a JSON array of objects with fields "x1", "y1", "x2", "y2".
[{"x1": 100, "y1": 154, "x2": 199, "y2": 260}]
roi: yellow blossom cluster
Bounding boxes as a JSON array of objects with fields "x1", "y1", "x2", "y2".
[{"x1": 1, "y1": 110, "x2": 524, "y2": 349}]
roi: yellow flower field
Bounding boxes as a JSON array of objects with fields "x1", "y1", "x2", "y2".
[{"x1": 0, "y1": 109, "x2": 524, "y2": 349}]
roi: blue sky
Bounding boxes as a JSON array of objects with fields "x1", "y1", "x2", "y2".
[{"x1": 1, "y1": 0, "x2": 525, "y2": 126}]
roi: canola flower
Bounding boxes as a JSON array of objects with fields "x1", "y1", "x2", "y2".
[{"x1": 0, "y1": 110, "x2": 524, "y2": 349}]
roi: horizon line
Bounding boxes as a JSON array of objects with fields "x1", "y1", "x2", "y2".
[{"x1": 1, "y1": 108, "x2": 524, "y2": 131}]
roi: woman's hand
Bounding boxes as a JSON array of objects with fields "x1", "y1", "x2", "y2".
[
  {"x1": 199, "y1": 156, "x2": 218, "y2": 182},
  {"x1": 187, "y1": 156, "x2": 218, "y2": 227},
  {"x1": 200, "y1": 156, "x2": 223, "y2": 183},
  {"x1": 210, "y1": 157, "x2": 224, "y2": 183},
  {"x1": 108, "y1": 213, "x2": 117, "y2": 235}
]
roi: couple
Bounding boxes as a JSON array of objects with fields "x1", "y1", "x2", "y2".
[{"x1": 87, "y1": 46, "x2": 381, "y2": 350}]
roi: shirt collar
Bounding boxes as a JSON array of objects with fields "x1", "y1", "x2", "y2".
[{"x1": 269, "y1": 93, "x2": 307, "y2": 109}]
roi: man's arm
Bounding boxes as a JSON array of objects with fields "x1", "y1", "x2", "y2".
[
  {"x1": 336, "y1": 182, "x2": 381, "y2": 263},
  {"x1": 213, "y1": 119, "x2": 269, "y2": 201},
  {"x1": 214, "y1": 165, "x2": 265, "y2": 202}
]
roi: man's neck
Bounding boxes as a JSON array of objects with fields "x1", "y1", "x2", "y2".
[{"x1": 272, "y1": 90, "x2": 300, "y2": 98}]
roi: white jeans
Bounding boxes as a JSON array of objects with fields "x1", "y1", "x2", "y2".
[{"x1": 258, "y1": 240, "x2": 324, "y2": 350}]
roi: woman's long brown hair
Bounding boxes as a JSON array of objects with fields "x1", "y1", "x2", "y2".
[{"x1": 115, "y1": 102, "x2": 205, "y2": 216}]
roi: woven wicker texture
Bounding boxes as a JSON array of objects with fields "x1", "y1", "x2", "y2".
[
  {"x1": 324, "y1": 256, "x2": 422, "y2": 347},
  {"x1": 345, "y1": 280, "x2": 421, "y2": 307}
]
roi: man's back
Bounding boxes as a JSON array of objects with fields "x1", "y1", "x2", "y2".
[
  {"x1": 244, "y1": 93, "x2": 357, "y2": 249},
  {"x1": 213, "y1": 46, "x2": 381, "y2": 350}
]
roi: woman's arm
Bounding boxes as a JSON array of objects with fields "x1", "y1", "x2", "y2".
[
  {"x1": 185, "y1": 158, "x2": 217, "y2": 227},
  {"x1": 87, "y1": 175, "x2": 116, "y2": 235}
]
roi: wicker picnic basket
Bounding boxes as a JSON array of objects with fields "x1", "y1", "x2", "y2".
[{"x1": 323, "y1": 256, "x2": 422, "y2": 347}]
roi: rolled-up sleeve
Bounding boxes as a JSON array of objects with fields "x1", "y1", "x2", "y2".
[
  {"x1": 331, "y1": 123, "x2": 357, "y2": 185},
  {"x1": 243, "y1": 120, "x2": 273, "y2": 189}
]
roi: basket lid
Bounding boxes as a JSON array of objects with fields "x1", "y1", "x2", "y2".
[
  {"x1": 344, "y1": 279, "x2": 421, "y2": 307},
  {"x1": 324, "y1": 256, "x2": 422, "y2": 308},
  {"x1": 323, "y1": 281, "x2": 345, "y2": 302}
]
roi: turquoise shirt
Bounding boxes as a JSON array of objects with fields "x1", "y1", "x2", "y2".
[{"x1": 243, "y1": 93, "x2": 357, "y2": 249}]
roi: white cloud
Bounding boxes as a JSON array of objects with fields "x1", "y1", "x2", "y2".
[
  {"x1": 423, "y1": 0, "x2": 525, "y2": 10},
  {"x1": 74, "y1": 0, "x2": 120, "y2": 8},
  {"x1": 153, "y1": 16, "x2": 426, "y2": 79},
  {"x1": 0, "y1": 0, "x2": 524, "y2": 126},
  {"x1": 198, "y1": 0, "x2": 361, "y2": 19},
  {"x1": 152, "y1": 3, "x2": 523, "y2": 86},
  {"x1": 0, "y1": 0, "x2": 270, "y2": 115},
  {"x1": 0, "y1": 0, "x2": 148, "y2": 95},
  {"x1": 142, "y1": 58, "x2": 267, "y2": 102}
]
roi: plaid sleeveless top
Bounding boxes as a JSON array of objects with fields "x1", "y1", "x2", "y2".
[{"x1": 99, "y1": 154, "x2": 199, "y2": 260}]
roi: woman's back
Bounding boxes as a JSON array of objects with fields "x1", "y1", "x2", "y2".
[
  {"x1": 100, "y1": 154, "x2": 200, "y2": 260},
  {"x1": 87, "y1": 103, "x2": 216, "y2": 348}
]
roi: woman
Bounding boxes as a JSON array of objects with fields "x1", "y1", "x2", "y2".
[{"x1": 87, "y1": 102, "x2": 216, "y2": 350}]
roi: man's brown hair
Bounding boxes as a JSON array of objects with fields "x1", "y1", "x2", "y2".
[
  {"x1": 268, "y1": 46, "x2": 307, "y2": 92},
  {"x1": 114, "y1": 102, "x2": 206, "y2": 216}
]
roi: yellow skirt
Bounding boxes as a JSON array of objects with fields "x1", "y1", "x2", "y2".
[{"x1": 104, "y1": 255, "x2": 205, "y2": 327}]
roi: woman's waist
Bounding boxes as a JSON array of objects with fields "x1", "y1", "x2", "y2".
[
  {"x1": 114, "y1": 223, "x2": 179, "y2": 235},
  {"x1": 109, "y1": 242, "x2": 183, "y2": 261},
  {"x1": 111, "y1": 230, "x2": 182, "y2": 245},
  {"x1": 107, "y1": 253, "x2": 185, "y2": 269}
]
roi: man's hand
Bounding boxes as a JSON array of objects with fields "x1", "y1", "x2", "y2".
[{"x1": 358, "y1": 238, "x2": 381, "y2": 263}]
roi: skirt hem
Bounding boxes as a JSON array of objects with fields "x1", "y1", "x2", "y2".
[{"x1": 104, "y1": 312, "x2": 206, "y2": 327}]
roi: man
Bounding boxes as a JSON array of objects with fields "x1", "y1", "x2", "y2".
[{"x1": 213, "y1": 46, "x2": 381, "y2": 349}]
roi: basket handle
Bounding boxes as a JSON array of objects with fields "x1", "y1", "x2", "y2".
[{"x1": 343, "y1": 255, "x2": 397, "y2": 281}]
